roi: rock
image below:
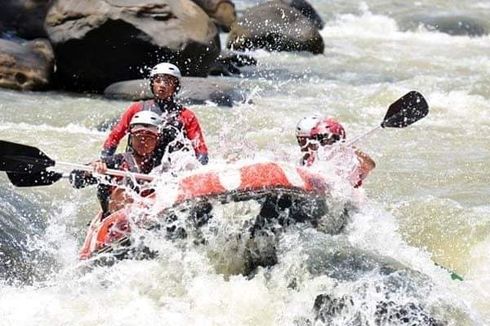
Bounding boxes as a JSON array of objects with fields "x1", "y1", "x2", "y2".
[
  {"x1": 402, "y1": 15, "x2": 487, "y2": 37},
  {"x1": 279, "y1": 233, "x2": 452, "y2": 325},
  {"x1": 103, "y1": 79, "x2": 153, "y2": 101},
  {"x1": 219, "y1": 52, "x2": 257, "y2": 67},
  {"x1": 0, "y1": 0, "x2": 50, "y2": 39},
  {"x1": 179, "y1": 76, "x2": 246, "y2": 106},
  {"x1": 0, "y1": 186, "x2": 54, "y2": 284},
  {"x1": 374, "y1": 301, "x2": 446, "y2": 326},
  {"x1": 45, "y1": 0, "x2": 221, "y2": 92},
  {"x1": 207, "y1": 61, "x2": 240, "y2": 76},
  {"x1": 314, "y1": 294, "x2": 447, "y2": 325},
  {"x1": 190, "y1": 0, "x2": 237, "y2": 31},
  {"x1": 208, "y1": 52, "x2": 257, "y2": 76},
  {"x1": 0, "y1": 38, "x2": 54, "y2": 91},
  {"x1": 227, "y1": 0, "x2": 324, "y2": 54},
  {"x1": 313, "y1": 294, "x2": 354, "y2": 322},
  {"x1": 279, "y1": 0, "x2": 324, "y2": 30},
  {"x1": 103, "y1": 76, "x2": 248, "y2": 107}
]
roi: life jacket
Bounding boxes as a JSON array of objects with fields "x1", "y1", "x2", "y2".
[
  {"x1": 141, "y1": 99, "x2": 186, "y2": 138},
  {"x1": 298, "y1": 148, "x2": 363, "y2": 188},
  {"x1": 108, "y1": 152, "x2": 143, "y2": 173},
  {"x1": 141, "y1": 100, "x2": 188, "y2": 160},
  {"x1": 97, "y1": 151, "x2": 155, "y2": 217}
]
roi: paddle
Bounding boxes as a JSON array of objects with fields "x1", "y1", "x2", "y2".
[
  {"x1": 346, "y1": 90, "x2": 429, "y2": 146},
  {"x1": 6, "y1": 170, "x2": 64, "y2": 187},
  {"x1": 342, "y1": 92, "x2": 463, "y2": 281},
  {"x1": 0, "y1": 140, "x2": 153, "y2": 187}
]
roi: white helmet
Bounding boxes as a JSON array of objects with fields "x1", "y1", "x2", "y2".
[
  {"x1": 130, "y1": 111, "x2": 163, "y2": 135},
  {"x1": 149, "y1": 63, "x2": 182, "y2": 80},
  {"x1": 296, "y1": 115, "x2": 322, "y2": 138}
]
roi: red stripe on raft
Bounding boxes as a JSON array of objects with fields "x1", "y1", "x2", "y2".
[
  {"x1": 176, "y1": 172, "x2": 227, "y2": 202},
  {"x1": 240, "y1": 163, "x2": 292, "y2": 191}
]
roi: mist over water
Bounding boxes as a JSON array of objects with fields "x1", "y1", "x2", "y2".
[{"x1": 1, "y1": 0, "x2": 489, "y2": 324}]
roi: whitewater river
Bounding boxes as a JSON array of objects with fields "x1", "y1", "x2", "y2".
[{"x1": 0, "y1": 1, "x2": 489, "y2": 325}]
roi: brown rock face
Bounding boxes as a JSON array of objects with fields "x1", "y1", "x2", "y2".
[
  {"x1": 190, "y1": 0, "x2": 237, "y2": 30},
  {"x1": 45, "y1": 0, "x2": 221, "y2": 92},
  {"x1": 279, "y1": 0, "x2": 324, "y2": 29},
  {"x1": 227, "y1": 0, "x2": 324, "y2": 54},
  {"x1": 0, "y1": 38, "x2": 54, "y2": 91}
]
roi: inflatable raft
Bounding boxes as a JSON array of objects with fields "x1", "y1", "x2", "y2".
[{"x1": 79, "y1": 161, "x2": 351, "y2": 260}]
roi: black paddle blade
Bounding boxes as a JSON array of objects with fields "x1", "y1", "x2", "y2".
[
  {"x1": 381, "y1": 91, "x2": 429, "y2": 128},
  {"x1": 0, "y1": 140, "x2": 55, "y2": 173},
  {"x1": 6, "y1": 170, "x2": 63, "y2": 187}
]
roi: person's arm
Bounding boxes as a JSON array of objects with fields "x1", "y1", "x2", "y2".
[
  {"x1": 355, "y1": 149, "x2": 376, "y2": 182},
  {"x1": 68, "y1": 159, "x2": 114, "y2": 189},
  {"x1": 101, "y1": 102, "x2": 142, "y2": 159},
  {"x1": 69, "y1": 170, "x2": 98, "y2": 188},
  {"x1": 180, "y1": 108, "x2": 209, "y2": 164}
]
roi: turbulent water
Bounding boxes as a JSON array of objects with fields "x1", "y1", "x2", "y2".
[{"x1": 1, "y1": 0, "x2": 489, "y2": 325}]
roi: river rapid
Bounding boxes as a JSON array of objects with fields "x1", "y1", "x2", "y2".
[{"x1": 0, "y1": 0, "x2": 489, "y2": 325}]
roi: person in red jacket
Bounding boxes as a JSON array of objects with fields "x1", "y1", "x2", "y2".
[
  {"x1": 101, "y1": 62, "x2": 209, "y2": 166},
  {"x1": 295, "y1": 115, "x2": 375, "y2": 187}
]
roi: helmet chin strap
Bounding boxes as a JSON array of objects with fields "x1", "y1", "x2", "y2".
[{"x1": 125, "y1": 134, "x2": 132, "y2": 152}]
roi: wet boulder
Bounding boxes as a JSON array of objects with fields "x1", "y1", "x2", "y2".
[
  {"x1": 0, "y1": 185, "x2": 54, "y2": 284},
  {"x1": 279, "y1": 0, "x2": 324, "y2": 30},
  {"x1": 314, "y1": 294, "x2": 446, "y2": 326},
  {"x1": 0, "y1": 0, "x2": 51, "y2": 39},
  {"x1": 402, "y1": 15, "x2": 487, "y2": 37},
  {"x1": 279, "y1": 233, "x2": 452, "y2": 325},
  {"x1": 190, "y1": 0, "x2": 237, "y2": 31},
  {"x1": 45, "y1": 0, "x2": 221, "y2": 92},
  {"x1": 227, "y1": 0, "x2": 324, "y2": 54},
  {"x1": 0, "y1": 38, "x2": 54, "y2": 91},
  {"x1": 103, "y1": 79, "x2": 153, "y2": 102},
  {"x1": 179, "y1": 76, "x2": 248, "y2": 106},
  {"x1": 208, "y1": 51, "x2": 257, "y2": 76},
  {"x1": 103, "y1": 76, "x2": 248, "y2": 107},
  {"x1": 374, "y1": 300, "x2": 446, "y2": 326}
]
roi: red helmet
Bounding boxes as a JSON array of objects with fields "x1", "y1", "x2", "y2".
[{"x1": 311, "y1": 118, "x2": 346, "y2": 143}]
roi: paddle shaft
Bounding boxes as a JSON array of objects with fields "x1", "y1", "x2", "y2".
[
  {"x1": 345, "y1": 125, "x2": 382, "y2": 147},
  {"x1": 56, "y1": 161, "x2": 154, "y2": 182}
]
